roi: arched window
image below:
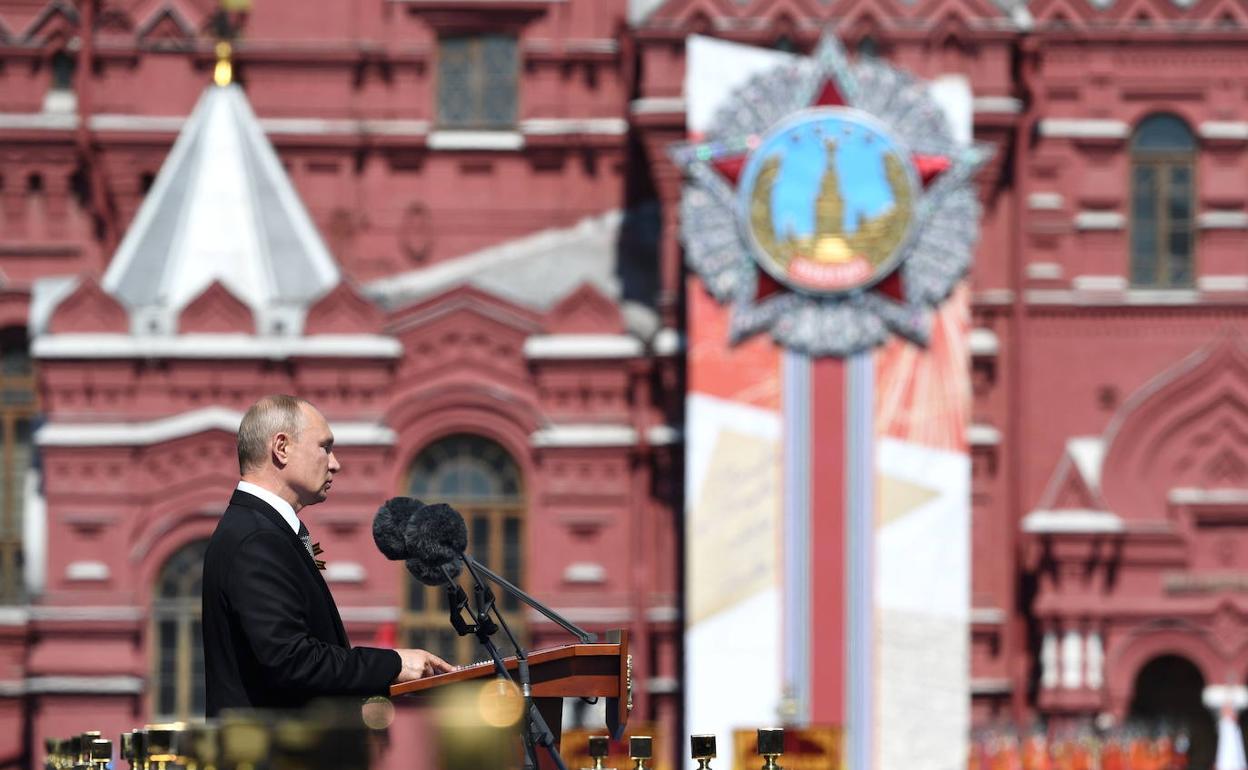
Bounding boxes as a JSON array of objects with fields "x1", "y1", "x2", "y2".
[
  {"x1": 0, "y1": 328, "x2": 35, "y2": 603},
  {"x1": 401, "y1": 435, "x2": 525, "y2": 664},
  {"x1": 1130, "y1": 114, "x2": 1196, "y2": 288},
  {"x1": 1129, "y1": 655, "x2": 1214, "y2": 770},
  {"x1": 152, "y1": 539, "x2": 208, "y2": 720}
]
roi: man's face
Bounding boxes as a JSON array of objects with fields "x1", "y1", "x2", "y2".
[{"x1": 282, "y1": 404, "x2": 341, "y2": 508}]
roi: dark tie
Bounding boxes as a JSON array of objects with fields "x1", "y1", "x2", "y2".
[{"x1": 297, "y1": 522, "x2": 315, "y2": 561}]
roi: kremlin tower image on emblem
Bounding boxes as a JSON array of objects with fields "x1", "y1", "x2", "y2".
[{"x1": 746, "y1": 115, "x2": 915, "y2": 292}]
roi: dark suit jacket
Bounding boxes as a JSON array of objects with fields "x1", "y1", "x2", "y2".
[{"x1": 202, "y1": 489, "x2": 400, "y2": 716}]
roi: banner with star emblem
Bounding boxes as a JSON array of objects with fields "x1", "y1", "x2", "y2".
[{"x1": 678, "y1": 34, "x2": 978, "y2": 770}]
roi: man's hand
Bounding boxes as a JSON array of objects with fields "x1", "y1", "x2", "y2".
[{"x1": 393, "y1": 648, "x2": 454, "y2": 683}]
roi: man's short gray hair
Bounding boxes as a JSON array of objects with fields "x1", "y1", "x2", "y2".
[{"x1": 237, "y1": 394, "x2": 309, "y2": 474}]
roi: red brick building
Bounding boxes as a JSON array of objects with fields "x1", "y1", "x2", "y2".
[
  {"x1": 0, "y1": 0, "x2": 681, "y2": 766},
  {"x1": 3, "y1": 0, "x2": 1248, "y2": 767}
]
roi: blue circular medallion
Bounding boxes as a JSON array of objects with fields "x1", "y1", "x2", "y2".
[{"x1": 737, "y1": 107, "x2": 919, "y2": 295}]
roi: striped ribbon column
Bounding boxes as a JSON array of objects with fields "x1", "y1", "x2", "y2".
[{"x1": 789, "y1": 352, "x2": 874, "y2": 766}]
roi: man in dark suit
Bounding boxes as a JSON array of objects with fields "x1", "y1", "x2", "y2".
[{"x1": 202, "y1": 394, "x2": 451, "y2": 716}]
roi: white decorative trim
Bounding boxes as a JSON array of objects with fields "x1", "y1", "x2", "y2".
[
  {"x1": 562, "y1": 562, "x2": 607, "y2": 584},
  {"x1": 25, "y1": 676, "x2": 144, "y2": 695},
  {"x1": 1125, "y1": 289, "x2": 1202, "y2": 305},
  {"x1": 91, "y1": 113, "x2": 436, "y2": 137},
  {"x1": 971, "y1": 607, "x2": 1007, "y2": 625},
  {"x1": 646, "y1": 676, "x2": 680, "y2": 694},
  {"x1": 1038, "y1": 119, "x2": 1129, "y2": 139},
  {"x1": 365, "y1": 210, "x2": 623, "y2": 306},
  {"x1": 973, "y1": 96, "x2": 1022, "y2": 115},
  {"x1": 1025, "y1": 290, "x2": 1075, "y2": 304},
  {"x1": 1022, "y1": 509, "x2": 1124, "y2": 534},
  {"x1": 1067, "y1": 437, "x2": 1105, "y2": 491},
  {"x1": 427, "y1": 130, "x2": 524, "y2": 151},
  {"x1": 968, "y1": 424, "x2": 1002, "y2": 446},
  {"x1": 532, "y1": 424, "x2": 637, "y2": 448},
  {"x1": 89, "y1": 114, "x2": 184, "y2": 132},
  {"x1": 630, "y1": 97, "x2": 686, "y2": 115},
  {"x1": 392, "y1": 0, "x2": 568, "y2": 4},
  {"x1": 969, "y1": 328, "x2": 999, "y2": 356},
  {"x1": 528, "y1": 606, "x2": 630, "y2": 624},
  {"x1": 264, "y1": 117, "x2": 430, "y2": 137},
  {"x1": 4, "y1": 111, "x2": 627, "y2": 141},
  {"x1": 1061, "y1": 630, "x2": 1083, "y2": 690},
  {"x1": 520, "y1": 118, "x2": 628, "y2": 136},
  {"x1": 1199, "y1": 275, "x2": 1248, "y2": 292},
  {"x1": 329, "y1": 423, "x2": 399, "y2": 446},
  {"x1": 652, "y1": 328, "x2": 685, "y2": 356},
  {"x1": 36, "y1": 407, "x2": 396, "y2": 448},
  {"x1": 29, "y1": 276, "x2": 80, "y2": 336},
  {"x1": 28, "y1": 606, "x2": 144, "y2": 622},
  {"x1": 1203, "y1": 684, "x2": 1248, "y2": 711},
  {"x1": 1006, "y1": 3, "x2": 1035, "y2": 31},
  {"x1": 523, "y1": 334, "x2": 643, "y2": 359},
  {"x1": 974, "y1": 289, "x2": 1015, "y2": 306},
  {"x1": 1041, "y1": 632, "x2": 1058, "y2": 689},
  {"x1": 43, "y1": 89, "x2": 77, "y2": 115},
  {"x1": 0, "y1": 609, "x2": 27, "y2": 626},
  {"x1": 323, "y1": 562, "x2": 366, "y2": 584},
  {"x1": 1085, "y1": 632, "x2": 1104, "y2": 690},
  {"x1": 32, "y1": 334, "x2": 402, "y2": 360},
  {"x1": 1198, "y1": 211, "x2": 1248, "y2": 230},
  {"x1": 23, "y1": 469, "x2": 45, "y2": 598},
  {"x1": 1027, "y1": 192, "x2": 1064, "y2": 211},
  {"x1": 646, "y1": 425, "x2": 682, "y2": 446},
  {"x1": 1199, "y1": 121, "x2": 1248, "y2": 141},
  {"x1": 1028, "y1": 289, "x2": 1210, "y2": 307},
  {"x1": 65, "y1": 561, "x2": 110, "y2": 582},
  {"x1": 528, "y1": 605, "x2": 675, "y2": 624},
  {"x1": 526, "y1": 38, "x2": 619, "y2": 55},
  {"x1": 338, "y1": 606, "x2": 400, "y2": 623},
  {"x1": 646, "y1": 605, "x2": 679, "y2": 623},
  {"x1": 0, "y1": 112, "x2": 78, "y2": 130},
  {"x1": 1169, "y1": 488, "x2": 1248, "y2": 506},
  {"x1": 1073, "y1": 275, "x2": 1128, "y2": 292},
  {"x1": 970, "y1": 678, "x2": 1012, "y2": 695},
  {"x1": 0, "y1": 681, "x2": 24, "y2": 697},
  {"x1": 1074, "y1": 211, "x2": 1126, "y2": 231},
  {"x1": 1026, "y1": 262, "x2": 1063, "y2": 280}
]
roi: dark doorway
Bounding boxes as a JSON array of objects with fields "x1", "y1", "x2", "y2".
[{"x1": 1129, "y1": 655, "x2": 1216, "y2": 770}]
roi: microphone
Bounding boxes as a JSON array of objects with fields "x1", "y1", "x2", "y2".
[
  {"x1": 372, "y1": 496, "x2": 423, "y2": 560},
  {"x1": 404, "y1": 503, "x2": 467, "y2": 586},
  {"x1": 371, "y1": 496, "x2": 467, "y2": 585}
]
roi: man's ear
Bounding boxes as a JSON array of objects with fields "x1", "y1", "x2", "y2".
[{"x1": 271, "y1": 432, "x2": 292, "y2": 467}]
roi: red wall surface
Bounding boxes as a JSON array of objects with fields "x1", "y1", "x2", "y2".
[{"x1": 3, "y1": 0, "x2": 1248, "y2": 768}]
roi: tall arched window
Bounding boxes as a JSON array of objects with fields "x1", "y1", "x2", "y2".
[
  {"x1": 152, "y1": 539, "x2": 208, "y2": 720},
  {"x1": 1130, "y1": 114, "x2": 1196, "y2": 288},
  {"x1": 0, "y1": 328, "x2": 36, "y2": 603},
  {"x1": 401, "y1": 435, "x2": 525, "y2": 664}
]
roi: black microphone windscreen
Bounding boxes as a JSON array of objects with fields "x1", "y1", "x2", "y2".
[
  {"x1": 404, "y1": 503, "x2": 468, "y2": 586},
  {"x1": 405, "y1": 554, "x2": 462, "y2": 587},
  {"x1": 372, "y1": 496, "x2": 424, "y2": 561}
]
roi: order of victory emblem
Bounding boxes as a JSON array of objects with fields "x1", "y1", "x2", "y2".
[{"x1": 671, "y1": 35, "x2": 991, "y2": 357}]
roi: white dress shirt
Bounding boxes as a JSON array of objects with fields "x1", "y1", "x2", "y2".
[{"x1": 236, "y1": 480, "x2": 302, "y2": 535}]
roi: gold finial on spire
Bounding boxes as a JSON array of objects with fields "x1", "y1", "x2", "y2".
[
  {"x1": 213, "y1": 41, "x2": 233, "y2": 87},
  {"x1": 211, "y1": 0, "x2": 250, "y2": 87}
]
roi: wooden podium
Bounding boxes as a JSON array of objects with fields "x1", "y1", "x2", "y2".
[{"x1": 389, "y1": 629, "x2": 632, "y2": 747}]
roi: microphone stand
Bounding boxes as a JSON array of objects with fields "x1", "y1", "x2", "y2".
[
  {"x1": 456, "y1": 556, "x2": 571, "y2": 768},
  {"x1": 463, "y1": 554, "x2": 597, "y2": 644}
]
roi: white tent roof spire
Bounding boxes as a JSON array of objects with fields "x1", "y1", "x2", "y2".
[{"x1": 102, "y1": 83, "x2": 340, "y2": 335}]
